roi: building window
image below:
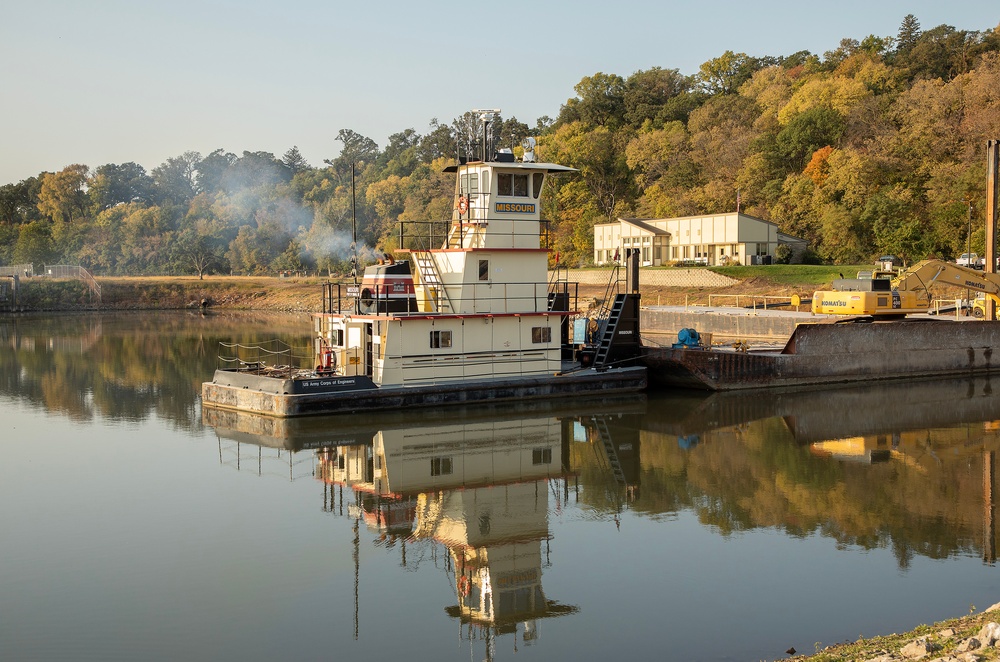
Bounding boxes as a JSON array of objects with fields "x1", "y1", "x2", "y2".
[
  {"x1": 643, "y1": 247, "x2": 650, "y2": 261},
  {"x1": 430, "y1": 330, "x2": 452, "y2": 348},
  {"x1": 532, "y1": 448, "x2": 552, "y2": 465},
  {"x1": 431, "y1": 457, "x2": 453, "y2": 476},
  {"x1": 498, "y1": 173, "x2": 529, "y2": 197},
  {"x1": 531, "y1": 326, "x2": 552, "y2": 343},
  {"x1": 479, "y1": 259, "x2": 489, "y2": 281}
]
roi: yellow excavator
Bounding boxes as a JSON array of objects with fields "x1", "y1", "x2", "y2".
[{"x1": 811, "y1": 259, "x2": 1000, "y2": 318}]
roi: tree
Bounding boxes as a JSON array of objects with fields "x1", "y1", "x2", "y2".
[
  {"x1": 896, "y1": 14, "x2": 922, "y2": 55},
  {"x1": 196, "y1": 149, "x2": 237, "y2": 194},
  {"x1": 37, "y1": 164, "x2": 88, "y2": 224},
  {"x1": 12, "y1": 220, "x2": 56, "y2": 265},
  {"x1": 152, "y1": 151, "x2": 200, "y2": 205},
  {"x1": 697, "y1": 51, "x2": 767, "y2": 95},
  {"x1": 623, "y1": 67, "x2": 691, "y2": 128},
  {"x1": 417, "y1": 118, "x2": 457, "y2": 162},
  {"x1": 281, "y1": 146, "x2": 310, "y2": 174},
  {"x1": 326, "y1": 129, "x2": 379, "y2": 174},
  {"x1": 567, "y1": 72, "x2": 626, "y2": 127},
  {"x1": 88, "y1": 162, "x2": 155, "y2": 210},
  {"x1": 0, "y1": 177, "x2": 43, "y2": 225},
  {"x1": 776, "y1": 107, "x2": 846, "y2": 170}
]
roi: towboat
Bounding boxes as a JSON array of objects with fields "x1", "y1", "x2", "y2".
[{"x1": 202, "y1": 111, "x2": 646, "y2": 417}]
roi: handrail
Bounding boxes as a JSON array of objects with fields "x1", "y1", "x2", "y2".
[
  {"x1": 398, "y1": 219, "x2": 554, "y2": 251},
  {"x1": 39, "y1": 264, "x2": 101, "y2": 304},
  {"x1": 215, "y1": 339, "x2": 312, "y2": 378}
]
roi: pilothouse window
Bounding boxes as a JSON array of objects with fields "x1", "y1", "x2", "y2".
[
  {"x1": 532, "y1": 173, "x2": 544, "y2": 199},
  {"x1": 498, "y1": 173, "x2": 529, "y2": 197}
]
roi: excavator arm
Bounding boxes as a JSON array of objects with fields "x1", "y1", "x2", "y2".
[
  {"x1": 812, "y1": 259, "x2": 1000, "y2": 318},
  {"x1": 893, "y1": 259, "x2": 1000, "y2": 301}
]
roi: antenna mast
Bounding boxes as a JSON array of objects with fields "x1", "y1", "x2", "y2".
[{"x1": 472, "y1": 108, "x2": 501, "y2": 160}]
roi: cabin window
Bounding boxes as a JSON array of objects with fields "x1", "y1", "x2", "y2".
[
  {"x1": 430, "y1": 330, "x2": 452, "y2": 348},
  {"x1": 531, "y1": 326, "x2": 552, "y2": 343},
  {"x1": 513, "y1": 174, "x2": 528, "y2": 196},
  {"x1": 479, "y1": 259, "x2": 489, "y2": 281},
  {"x1": 430, "y1": 457, "x2": 453, "y2": 476},
  {"x1": 329, "y1": 329, "x2": 344, "y2": 346},
  {"x1": 532, "y1": 173, "x2": 544, "y2": 199},
  {"x1": 497, "y1": 173, "x2": 529, "y2": 197},
  {"x1": 532, "y1": 448, "x2": 552, "y2": 465},
  {"x1": 461, "y1": 173, "x2": 479, "y2": 195}
]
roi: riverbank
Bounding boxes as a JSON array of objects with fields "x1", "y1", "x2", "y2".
[
  {"x1": 6, "y1": 271, "x2": 803, "y2": 313},
  {"x1": 783, "y1": 602, "x2": 1000, "y2": 661}
]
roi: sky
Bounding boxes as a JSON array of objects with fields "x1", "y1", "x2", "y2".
[{"x1": 1, "y1": 0, "x2": 998, "y2": 186}]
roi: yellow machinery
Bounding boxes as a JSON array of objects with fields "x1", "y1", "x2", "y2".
[{"x1": 812, "y1": 259, "x2": 1000, "y2": 318}]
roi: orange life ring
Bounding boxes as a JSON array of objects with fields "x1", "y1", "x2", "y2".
[
  {"x1": 458, "y1": 196, "x2": 469, "y2": 214},
  {"x1": 458, "y1": 576, "x2": 470, "y2": 596}
]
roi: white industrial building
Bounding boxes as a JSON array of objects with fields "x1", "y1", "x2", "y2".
[{"x1": 593, "y1": 213, "x2": 807, "y2": 266}]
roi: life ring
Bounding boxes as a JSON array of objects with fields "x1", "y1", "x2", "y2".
[
  {"x1": 458, "y1": 576, "x2": 470, "y2": 596},
  {"x1": 457, "y1": 196, "x2": 469, "y2": 214}
]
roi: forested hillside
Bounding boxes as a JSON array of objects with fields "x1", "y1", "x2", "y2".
[{"x1": 2, "y1": 15, "x2": 999, "y2": 275}]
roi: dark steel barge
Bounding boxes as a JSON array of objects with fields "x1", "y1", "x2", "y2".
[{"x1": 641, "y1": 318, "x2": 1000, "y2": 391}]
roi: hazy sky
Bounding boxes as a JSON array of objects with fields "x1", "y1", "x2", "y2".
[{"x1": 1, "y1": 1, "x2": 997, "y2": 185}]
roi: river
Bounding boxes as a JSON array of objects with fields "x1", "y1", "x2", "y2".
[{"x1": 2, "y1": 311, "x2": 998, "y2": 661}]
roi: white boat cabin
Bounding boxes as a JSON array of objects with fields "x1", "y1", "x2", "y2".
[{"x1": 313, "y1": 153, "x2": 577, "y2": 390}]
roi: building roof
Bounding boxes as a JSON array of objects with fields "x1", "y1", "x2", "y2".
[{"x1": 617, "y1": 218, "x2": 669, "y2": 235}]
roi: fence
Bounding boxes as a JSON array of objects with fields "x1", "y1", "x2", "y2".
[
  {"x1": 0, "y1": 264, "x2": 33, "y2": 277},
  {"x1": 39, "y1": 265, "x2": 101, "y2": 303}
]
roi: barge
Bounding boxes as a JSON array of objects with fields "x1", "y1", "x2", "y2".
[
  {"x1": 642, "y1": 317, "x2": 1000, "y2": 391},
  {"x1": 202, "y1": 111, "x2": 646, "y2": 417}
]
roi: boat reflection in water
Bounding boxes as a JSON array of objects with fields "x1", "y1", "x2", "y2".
[
  {"x1": 204, "y1": 396, "x2": 645, "y2": 651},
  {"x1": 204, "y1": 377, "x2": 1000, "y2": 658}
]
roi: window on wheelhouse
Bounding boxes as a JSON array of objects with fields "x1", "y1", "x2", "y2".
[
  {"x1": 498, "y1": 173, "x2": 529, "y2": 197},
  {"x1": 532, "y1": 172, "x2": 544, "y2": 199}
]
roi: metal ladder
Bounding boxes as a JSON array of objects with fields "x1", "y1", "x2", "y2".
[
  {"x1": 593, "y1": 293, "x2": 626, "y2": 367},
  {"x1": 413, "y1": 251, "x2": 452, "y2": 313}
]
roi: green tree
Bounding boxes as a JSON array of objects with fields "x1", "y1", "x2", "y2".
[
  {"x1": 152, "y1": 151, "x2": 200, "y2": 205},
  {"x1": 776, "y1": 107, "x2": 846, "y2": 170},
  {"x1": 281, "y1": 146, "x2": 310, "y2": 174},
  {"x1": 12, "y1": 220, "x2": 56, "y2": 265},
  {"x1": 88, "y1": 162, "x2": 155, "y2": 210},
  {"x1": 37, "y1": 164, "x2": 88, "y2": 224},
  {"x1": 697, "y1": 51, "x2": 768, "y2": 95}
]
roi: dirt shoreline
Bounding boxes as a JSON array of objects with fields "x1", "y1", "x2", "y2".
[
  {"x1": 782, "y1": 602, "x2": 1000, "y2": 661},
  {"x1": 6, "y1": 273, "x2": 794, "y2": 313}
]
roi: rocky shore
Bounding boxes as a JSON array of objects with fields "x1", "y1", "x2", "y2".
[{"x1": 785, "y1": 602, "x2": 1000, "y2": 661}]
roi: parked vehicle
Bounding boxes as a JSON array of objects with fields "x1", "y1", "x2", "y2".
[{"x1": 957, "y1": 252, "x2": 980, "y2": 268}]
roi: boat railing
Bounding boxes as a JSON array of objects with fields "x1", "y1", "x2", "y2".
[
  {"x1": 353, "y1": 280, "x2": 571, "y2": 316},
  {"x1": 398, "y1": 219, "x2": 554, "y2": 251},
  {"x1": 215, "y1": 339, "x2": 312, "y2": 378}
]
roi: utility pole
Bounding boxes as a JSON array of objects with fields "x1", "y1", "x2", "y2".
[{"x1": 987, "y1": 140, "x2": 999, "y2": 320}]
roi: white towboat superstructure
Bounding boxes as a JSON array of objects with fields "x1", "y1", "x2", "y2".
[{"x1": 202, "y1": 111, "x2": 646, "y2": 416}]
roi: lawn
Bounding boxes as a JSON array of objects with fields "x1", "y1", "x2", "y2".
[{"x1": 710, "y1": 264, "x2": 871, "y2": 286}]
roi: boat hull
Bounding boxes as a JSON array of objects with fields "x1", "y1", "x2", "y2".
[{"x1": 202, "y1": 366, "x2": 647, "y2": 417}]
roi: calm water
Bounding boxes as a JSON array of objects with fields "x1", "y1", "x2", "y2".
[{"x1": 2, "y1": 311, "x2": 999, "y2": 662}]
